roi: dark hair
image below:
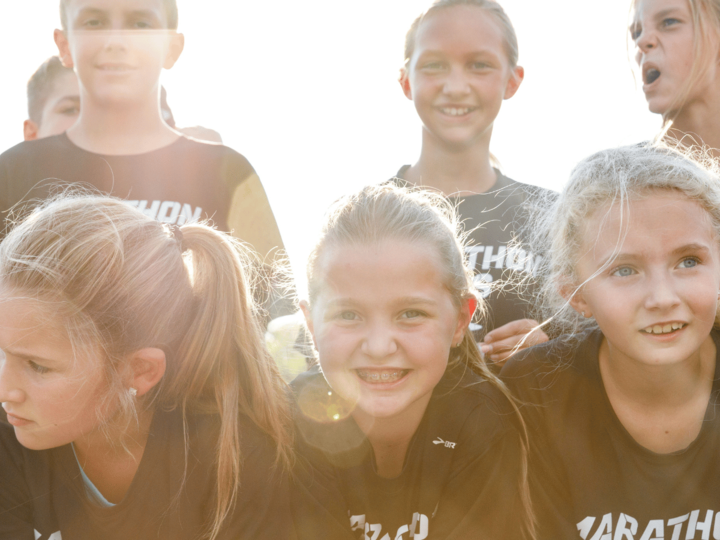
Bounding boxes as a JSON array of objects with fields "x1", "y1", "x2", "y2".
[
  {"x1": 27, "y1": 56, "x2": 75, "y2": 124},
  {"x1": 403, "y1": 0, "x2": 519, "y2": 69},
  {"x1": 59, "y1": 0, "x2": 179, "y2": 30}
]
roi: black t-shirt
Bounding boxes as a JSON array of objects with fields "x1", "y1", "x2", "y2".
[
  {"x1": 0, "y1": 407, "x2": 292, "y2": 540},
  {"x1": 394, "y1": 167, "x2": 551, "y2": 338},
  {"x1": 501, "y1": 329, "x2": 720, "y2": 540},
  {"x1": 0, "y1": 133, "x2": 284, "y2": 257},
  {"x1": 291, "y1": 363, "x2": 527, "y2": 540}
]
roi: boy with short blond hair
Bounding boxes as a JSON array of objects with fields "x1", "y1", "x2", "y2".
[
  {"x1": 24, "y1": 56, "x2": 80, "y2": 141},
  {"x1": 0, "y1": 0, "x2": 284, "y2": 259}
]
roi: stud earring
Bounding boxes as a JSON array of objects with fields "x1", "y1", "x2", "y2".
[
  {"x1": 581, "y1": 311, "x2": 585, "y2": 318},
  {"x1": 128, "y1": 388, "x2": 137, "y2": 397}
]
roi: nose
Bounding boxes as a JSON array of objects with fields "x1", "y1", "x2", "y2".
[
  {"x1": 361, "y1": 320, "x2": 398, "y2": 359},
  {"x1": 442, "y1": 67, "x2": 471, "y2": 97},
  {"x1": 101, "y1": 30, "x2": 130, "y2": 52},
  {"x1": 635, "y1": 27, "x2": 657, "y2": 54},
  {"x1": 643, "y1": 272, "x2": 681, "y2": 312},
  {"x1": 0, "y1": 359, "x2": 26, "y2": 405}
]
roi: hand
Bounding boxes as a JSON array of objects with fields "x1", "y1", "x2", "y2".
[{"x1": 480, "y1": 319, "x2": 548, "y2": 366}]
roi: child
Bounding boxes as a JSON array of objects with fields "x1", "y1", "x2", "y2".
[
  {"x1": 0, "y1": 195, "x2": 293, "y2": 539},
  {"x1": 501, "y1": 144, "x2": 720, "y2": 539},
  {"x1": 394, "y1": 0, "x2": 551, "y2": 364},
  {"x1": 291, "y1": 184, "x2": 534, "y2": 539},
  {"x1": 631, "y1": 0, "x2": 720, "y2": 154},
  {"x1": 23, "y1": 56, "x2": 80, "y2": 141},
  {"x1": 0, "y1": 0, "x2": 284, "y2": 261}
]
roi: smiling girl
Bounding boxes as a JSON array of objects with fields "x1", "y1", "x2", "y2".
[
  {"x1": 631, "y1": 0, "x2": 720, "y2": 154},
  {"x1": 0, "y1": 195, "x2": 293, "y2": 540},
  {"x1": 394, "y1": 0, "x2": 552, "y2": 365},
  {"x1": 502, "y1": 145, "x2": 720, "y2": 539},
  {"x1": 291, "y1": 184, "x2": 534, "y2": 539}
]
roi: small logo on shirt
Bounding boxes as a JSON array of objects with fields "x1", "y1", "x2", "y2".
[{"x1": 433, "y1": 437, "x2": 456, "y2": 449}]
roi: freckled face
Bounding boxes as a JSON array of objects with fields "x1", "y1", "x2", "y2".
[
  {"x1": 402, "y1": 5, "x2": 522, "y2": 149},
  {"x1": 572, "y1": 193, "x2": 720, "y2": 368},
  {"x1": 0, "y1": 290, "x2": 111, "y2": 450},
  {"x1": 305, "y1": 240, "x2": 469, "y2": 422}
]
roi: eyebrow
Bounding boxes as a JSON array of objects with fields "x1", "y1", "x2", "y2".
[
  {"x1": 3, "y1": 348, "x2": 56, "y2": 366},
  {"x1": 600, "y1": 243, "x2": 711, "y2": 267},
  {"x1": 653, "y1": 7, "x2": 684, "y2": 20},
  {"x1": 51, "y1": 95, "x2": 80, "y2": 107}
]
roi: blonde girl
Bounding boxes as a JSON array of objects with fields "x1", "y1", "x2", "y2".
[
  {"x1": 0, "y1": 195, "x2": 293, "y2": 540},
  {"x1": 631, "y1": 0, "x2": 720, "y2": 154},
  {"x1": 291, "y1": 184, "x2": 534, "y2": 539},
  {"x1": 395, "y1": 0, "x2": 550, "y2": 364},
  {"x1": 502, "y1": 145, "x2": 720, "y2": 539}
]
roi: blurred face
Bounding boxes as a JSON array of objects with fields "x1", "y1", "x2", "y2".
[
  {"x1": 36, "y1": 71, "x2": 81, "y2": 139},
  {"x1": 0, "y1": 290, "x2": 111, "y2": 450},
  {"x1": 56, "y1": 0, "x2": 183, "y2": 107},
  {"x1": 304, "y1": 240, "x2": 470, "y2": 423},
  {"x1": 401, "y1": 5, "x2": 523, "y2": 150},
  {"x1": 571, "y1": 192, "x2": 720, "y2": 369},
  {"x1": 631, "y1": 0, "x2": 718, "y2": 115}
]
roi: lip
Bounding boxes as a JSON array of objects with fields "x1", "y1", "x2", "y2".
[
  {"x1": 354, "y1": 367, "x2": 411, "y2": 389},
  {"x1": 5, "y1": 412, "x2": 33, "y2": 427},
  {"x1": 96, "y1": 63, "x2": 135, "y2": 72},
  {"x1": 641, "y1": 61, "x2": 661, "y2": 92}
]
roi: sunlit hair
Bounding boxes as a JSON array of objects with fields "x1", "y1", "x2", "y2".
[
  {"x1": 26, "y1": 56, "x2": 75, "y2": 125},
  {"x1": 0, "y1": 195, "x2": 291, "y2": 540},
  {"x1": 529, "y1": 143, "x2": 720, "y2": 338},
  {"x1": 305, "y1": 183, "x2": 535, "y2": 540},
  {"x1": 59, "y1": 0, "x2": 179, "y2": 30},
  {"x1": 403, "y1": 0, "x2": 519, "y2": 70},
  {"x1": 630, "y1": 0, "x2": 720, "y2": 128}
]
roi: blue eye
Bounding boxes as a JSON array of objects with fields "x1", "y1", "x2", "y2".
[
  {"x1": 612, "y1": 266, "x2": 635, "y2": 277},
  {"x1": 401, "y1": 310, "x2": 424, "y2": 319},
  {"x1": 630, "y1": 26, "x2": 642, "y2": 40},
  {"x1": 678, "y1": 257, "x2": 699, "y2": 269},
  {"x1": 469, "y1": 61, "x2": 490, "y2": 70},
  {"x1": 661, "y1": 18, "x2": 680, "y2": 28},
  {"x1": 339, "y1": 311, "x2": 357, "y2": 321},
  {"x1": 28, "y1": 360, "x2": 50, "y2": 374}
]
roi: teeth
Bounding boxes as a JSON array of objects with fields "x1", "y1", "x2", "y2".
[
  {"x1": 642, "y1": 323, "x2": 685, "y2": 334},
  {"x1": 356, "y1": 369, "x2": 408, "y2": 384},
  {"x1": 441, "y1": 107, "x2": 473, "y2": 116}
]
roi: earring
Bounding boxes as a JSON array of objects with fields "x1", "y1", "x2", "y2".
[
  {"x1": 581, "y1": 311, "x2": 585, "y2": 318},
  {"x1": 128, "y1": 388, "x2": 137, "y2": 397}
]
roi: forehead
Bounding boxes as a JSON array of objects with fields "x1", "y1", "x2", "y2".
[
  {"x1": 413, "y1": 5, "x2": 506, "y2": 58},
  {"x1": 64, "y1": 0, "x2": 169, "y2": 23},
  {"x1": 314, "y1": 239, "x2": 451, "y2": 303},
  {"x1": 0, "y1": 291, "x2": 69, "y2": 349},
  {"x1": 581, "y1": 192, "x2": 716, "y2": 256},
  {"x1": 633, "y1": 0, "x2": 691, "y2": 20}
]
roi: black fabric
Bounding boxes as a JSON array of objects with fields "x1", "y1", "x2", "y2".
[
  {"x1": 0, "y1": 407, "x2": 292, "y2": 540},
  {"x1": 393, "y1": 167, "x2": 552, "y2": 339},
  {"x1": 0, "y1": 133, "x2": 253, "y2": 233},
  {"x1": 501, "y1": 329, "x2": 720, "y2": 540},
  {"x1": 291, "y1": 363, "x2": 526, "y2": 540}
]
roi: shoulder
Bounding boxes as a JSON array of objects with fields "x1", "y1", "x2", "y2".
[
  {"x1": 0, "y1": 135, "x2": 71, "y2": 167},
  {"x1": 493, "y1": 171, "x2": 557, "y2": 202}
]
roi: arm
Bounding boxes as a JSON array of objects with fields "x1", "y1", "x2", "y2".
[{"x1": 227, "y1": 172, "x2": 285, "y2": 262}]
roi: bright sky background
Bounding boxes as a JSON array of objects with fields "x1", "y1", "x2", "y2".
[{"x1": 1, "y1": 0, "x2": 660, "y2": 284}]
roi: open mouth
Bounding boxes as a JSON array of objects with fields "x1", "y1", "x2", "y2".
[
  {"x1": 355, "y1": 368, "x2": 410, "y2": 384},
  {"x1": 644, "y1": 68, "x2": 661, "y2": 85},
  {"x1": 439, "y1": 107, "x2": 475, "y2": 117},
  {"x1": 641, "y1": 322, "x2": 686, "y2": 335}
]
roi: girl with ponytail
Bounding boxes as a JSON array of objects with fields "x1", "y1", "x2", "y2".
[{"x1": 0, "y1": 195, "x2": 293, "y2": 540}]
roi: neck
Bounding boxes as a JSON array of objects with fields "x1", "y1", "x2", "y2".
[
  {"x1": 599, "y1": 336, "x2": 716, "y2": 408},
  {"x1": 663, "y1": 98, "x2": 720, "y2": 158},
  {"x1": 403, "y1": 128, "x2": 497, "y2": 195},
  {"x1": 352, "y1": 393, "x2": 431, "y2": 479},
  {"x1": 67, "y1": 92, "x2": 179, "y2": 156}
]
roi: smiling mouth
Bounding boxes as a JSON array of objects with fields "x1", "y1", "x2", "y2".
[
  {"x1": 439, "y1": 107, "x2": 475, "y2": 117},
  {"x1": 641, "y1": 322, "x2": 686, "y2": 335},
  {"x1": 644, "y1": 68, "x2": 661, "y2": 85},
  {"x1": 355, "y1": 368, "x2": 410, "y2": 384}
]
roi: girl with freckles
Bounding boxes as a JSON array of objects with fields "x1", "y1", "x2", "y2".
[
  {"x1": 0, "y1": 195, "x2": 293, "y2": 540},
  {"x1": 290, "y1": 184, "x2": 535, "y2": 540},
  {"x1": 502, "y1": 145, "x2": 720, "y2": 540}
]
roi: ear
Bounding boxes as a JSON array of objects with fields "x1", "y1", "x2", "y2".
[
  {"x1": 399, "y1": 68, "x2": 413, "y2": 100},
  {"x1": 127, "y1": 348, "x2": 166, "y2": 397},
  {"x1": 452, "y1": 297, "x2": 476, "y2": 344},
  {"x1": 299, "y1": 300, "x2": 316, "y2": 344},
  {"x1": 163, "y1": 32, "x2": 185, "y2": 70},
  {"x1": 54, "y1": 29, "x2": 74, "y2": 69},
  {"x1": 503, "y1": 65, "x2": 524, "y2": 100},
  {"x1": 559, "y1": 281, "x2": 592, "y2": 319},
  {"x1": 23, "y1": 120, "x2": 39, "y2": 141}
]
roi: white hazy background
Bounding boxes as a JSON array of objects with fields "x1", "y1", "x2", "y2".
[{"x1": 1, "y1": 0, "x2": 659, "y2": 286}]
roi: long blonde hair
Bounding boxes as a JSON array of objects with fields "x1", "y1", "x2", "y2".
[
  {"x1": 305, "y1": 183, "x2": 536, "y2": 540},
  {"x1": 0, "y1": 194, "x2": 292, "y2": 540}
]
